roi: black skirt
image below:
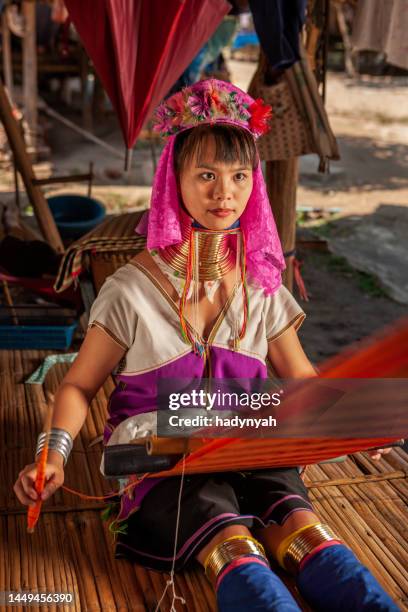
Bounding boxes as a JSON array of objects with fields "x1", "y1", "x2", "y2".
[{"x1": 115, "y1": 468, "x2": 313, "y2": 572}]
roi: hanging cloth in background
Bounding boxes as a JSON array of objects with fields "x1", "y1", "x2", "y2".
[
  {"x1": 249, "y1": 0, "x2": 307, "y2": 70},
  {"x1": 248, "y1": 46, "x2": 340, "y2": 171},
  {"x1": 169, "y1": 16, "x2": 238, "y2": 91},
  {"x1": 351, "y1": 0, "x2": 408, "y2": 71}
]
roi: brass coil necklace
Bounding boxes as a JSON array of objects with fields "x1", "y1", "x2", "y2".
[{"x1": 158, "y1": 222, "x2": 238, "y2": 281}]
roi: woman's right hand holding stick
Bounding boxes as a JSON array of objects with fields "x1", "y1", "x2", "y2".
[{"x1": 14, "y1": 451, "x2": 65, "y2": 506}]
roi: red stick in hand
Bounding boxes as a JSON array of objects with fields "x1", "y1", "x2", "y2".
[{"x1": 27, "y1": 394, "x2": 54, "y2": 533}]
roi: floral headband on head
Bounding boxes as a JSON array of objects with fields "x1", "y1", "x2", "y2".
[{"x1": 153, "y1": 78, "x2": 272, "y2": 139}]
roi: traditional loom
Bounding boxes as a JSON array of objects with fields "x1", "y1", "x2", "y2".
[{"x1": 104, "y1": 319, "x2": 408, "y2": 479}]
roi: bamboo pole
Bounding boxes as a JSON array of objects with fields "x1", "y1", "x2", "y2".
[
  {"x1": 42, "y1": 516, "x2": 57, "y2": 598},
  {"x1": 352, "y1": 483, "x2": 408, "y2": 560},
  {"x1": 312, "y1": 485, "x2": 408, "y2": 597},
  {"x1": 385, "y1": 447, "x2": 408, "y2": 471},
  {"x1": 65, "y1": 515, "x2": 98, "y2": 609},
  {"x1": 0, "y1": 78, "x2": 64, "y2": 252},
  {"x1": 376, "y1": 471, "x2": 408, "y2": 504},
  {"x1": 174, "y1": 571, "x2": 199, "y2": 611},
  {"x1": 25, "y1": 524, "x2": 41, "y2": 612},
  {"x1": 306, "y1": 470, "x2": 407, "y2": 489},
  {"x1": 327, "y1": 481, "x2": 408, "y2": 593},
  {"x1": 352, "y1": 451, "x2": 389, "y2": 476},
  {"x1": 13, "y1": 154, "x2": 21, "y2": 210},
  {"x1": 59, "y1": 541, "x2": 82, "y2": 612},
  {"x1": 8, "y1": 515, "x2": 21, "y2": 589},
  {"x1": 9, "y1": 377, "x2": 19, "y2": 456},
  {"x1": 52, "y1": 515, "x2": 75, "y2": 612},
  {"x1": 310, "y1": 490, "x2": 385, "y2": 569},
  {"x1": 87, "y1": 161, "x2": 94, "y2": 197},
  {"x1": 184, "y1": 568, "x2": 212, "y2": 612},
  {"x1": 195, "y1": 567, "x2": 217, "y2": 611},
  {"x1": 1, "y1": 9, "x2": 14, "y2": 97},
  {"x1": 0, "y1": 514, "x2": 5, "y2": 595},
  {"x1": 149, "y1": 570, "x2": 173, "y2": 611},
  {"x1": 132, "y1": 565, "x2": 158, "y2": 610},
  {"x1": 22, "y1": 1, "x2": 37, "y2": 151},
  {"x1": 2, "y1": 279, "x2": 19, "y2": 324},
  {"x1": 265, "y1": 159, "x2": 298, "y2": 291},
  {"x1": 84, "y1": 515, "x2": 117, "y2": 610},
  {"x1": 99, "y1": 523, "x2": 143, "y2": 611}
]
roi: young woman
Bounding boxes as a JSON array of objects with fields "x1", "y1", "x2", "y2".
[{"x1": 15, "y1": 80, "x2": 396, "y2": 611}]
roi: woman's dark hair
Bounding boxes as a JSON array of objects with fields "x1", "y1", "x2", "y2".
[{"x1": 173, "y1": 124, "x2": 258, "y2": 174}]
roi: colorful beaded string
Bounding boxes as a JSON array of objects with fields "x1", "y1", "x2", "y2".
[{"x1": 178, "y1": 227, "x2": 248, "y2": 357}]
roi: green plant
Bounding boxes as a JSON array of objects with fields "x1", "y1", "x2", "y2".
[
  {"x1": 356, "y1": 271, "x2": 387, "y2": 297},
  {"x1": 296, "y1": 210, "x2": 309, "y2": 226},
  {"x1": 325, "y1": 253, "x2": 387, "y2": 297},
  {"x1": 309, "y1": 220, "x2": 336, "y2": 238}
]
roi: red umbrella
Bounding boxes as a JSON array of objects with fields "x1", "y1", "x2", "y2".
[{"x1": 65, "y1": 0, "x2": 231, "y2": 166}]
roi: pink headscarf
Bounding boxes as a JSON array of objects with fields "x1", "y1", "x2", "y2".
[{"x1": 137, "y1": 79, "x2": 286, "y2": 296}]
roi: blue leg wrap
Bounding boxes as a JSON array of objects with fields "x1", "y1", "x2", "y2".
[
  {"x1": 217, "y1": 561, "x2": 301, "y2": 612},
  {"x1": 297, "y1": 544, "x2": 399, "y2": 611}
]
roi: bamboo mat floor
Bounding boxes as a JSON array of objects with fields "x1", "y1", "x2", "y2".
[{"x1": 1, "y1": 349, "x2": 407, "y2": 611}]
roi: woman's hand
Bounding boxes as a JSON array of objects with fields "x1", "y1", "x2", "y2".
[
  {"x1": 367, "y1": 447, "x2": 392, "y2": 461},
  {"x1": 14, "y1": 455, "x2": 64, "y2": 506}
]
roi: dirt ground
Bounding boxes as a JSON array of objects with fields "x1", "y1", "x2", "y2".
[
  {"x1": 0, "y1": 59, "x2": 407, "y2": 364},
  {"x1": 291, "y1": 68, "x2": 407, "y2": 363},
  {"x1": 294, "y1": 233, "x2": 406, "y2": 363}
]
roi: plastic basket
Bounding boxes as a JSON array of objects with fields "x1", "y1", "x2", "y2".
[
  {"x1": 47, "y1": 194, "x2": 106, "y2": 239},
  {"x1": 0, "y1": 322, "x2": 78, "y2": 350}
]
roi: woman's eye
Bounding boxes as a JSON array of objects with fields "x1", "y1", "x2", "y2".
[
  {"x1": 200, "y1": 172, "x2": 215, "y2": 181},
  {"x1": 235, "y1": 172, "x2": 247, "y2": 181}
]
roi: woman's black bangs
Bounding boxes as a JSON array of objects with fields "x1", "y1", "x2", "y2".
[{"x1": 175, "y1": 125, "x2": 257, "y2": 172}]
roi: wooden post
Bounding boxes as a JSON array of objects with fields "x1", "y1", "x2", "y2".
[
  {"x1": 265, "y1": 159, "x2": 298, "y2": 292},
  {"x1": 0, "y1": 77, "x2": 64, "y2": 253},
  {"x1": 334, "y1": 2, "x2": 356, "y2": 79},
  {"x1": 22, "y1": 0, "x2": 37, "y2": 151},
  {"x1": 79, "y1": 46, "x2": 93, "y2": 131},
  {"x1": 1, "y1": 9, "x2": 14, "y2": 98}
]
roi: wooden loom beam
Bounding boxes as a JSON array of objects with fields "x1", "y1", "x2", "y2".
[{"x1": 0, "y1": 77, "x2": 64, "y2": 253}]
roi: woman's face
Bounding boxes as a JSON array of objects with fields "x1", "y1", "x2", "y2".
[{"x1": 179, "y1": 136, "x2": 254, "y2": 230}]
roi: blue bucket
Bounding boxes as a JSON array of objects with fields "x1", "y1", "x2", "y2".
[{"x1": 47, "y1": 194, "x2": 106, "y2": 239}]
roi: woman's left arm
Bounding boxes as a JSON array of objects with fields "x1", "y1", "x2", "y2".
[
  {"x1": 267, "y1": 326, "x2": 317, "y2": 379},
  {"x1": 267, "y1": 326, "x2": 391, "y2": 460}
]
